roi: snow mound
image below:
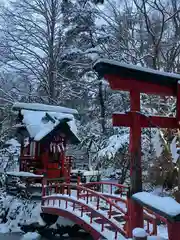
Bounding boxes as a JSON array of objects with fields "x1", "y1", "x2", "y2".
[
  {"x1": 5, "y1": 139, "x2": 20, "y2": 148},
  {"x1": 0, "y1": 192, "x2": 45, "y2": 233},
  {"x1": 133, "y1": 228, "x2": 148, "y2": 237},
  {"x1": 21, "y1": 232, "x2": 41, "y2": 240}
]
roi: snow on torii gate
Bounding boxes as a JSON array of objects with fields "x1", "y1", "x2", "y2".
[{"x1": 93, "y1": 59, "x2": 180, "y2": 231}]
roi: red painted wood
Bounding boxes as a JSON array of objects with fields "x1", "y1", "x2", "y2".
[
  {"x1": 144, "y1": 207, "x2": 168, "y2": 224},
  {"x1": 113, "y1": 113, "x2": 178, "y2": 128},
  {"x1": 19, "y1": 140, "x2": 24, "y2": 171},
  {"x1": 126, "y1": 197, "x2": 132, "y2": 237},
  {"x1": 35, "y1": 142, "x2": 39, "y2": 159},
  {"x1": 129, "y1": 90, "x2": 143, "y2": 233},
  {"x1": 47, "y1": 169, "x2": 61, "y2": 178},
  {"x1": 42, "y1": 178, "x2": 47, "y2": 197},
  {"x1": 48, "y1": 163, "x2": 59, "y2": 169},
  {"x1": 42, "y1": 150, "x2": 49, "y2": 177},
  {"x1": 167, "y1": 221, "x2": 180, "y2": 240},
  {"x1": 129, "y1": 90, "x2": 141, "y2": 188},
  {"x1": 177, "y1": 82, "x2": 180, "y2": 124},
  {"x1": 105, "y1": 74, "x2": 176, "y2": 96},
  {"x1": 143, "y1": 213, "x2": 157, "y2": 235},
  {"x1": 83, "y1": 182, "x2": 129, "y2": 203}
]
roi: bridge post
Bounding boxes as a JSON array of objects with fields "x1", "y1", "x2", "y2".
[
  {"x1": 129, "y1": 90, "x2": 143, "y2": 232},
  {"x1": 167, "y1": 221, "x2": 180, "y2": 240},
  {"x1": 176, "y1": 82, "x2": 180, "y2": 193}
]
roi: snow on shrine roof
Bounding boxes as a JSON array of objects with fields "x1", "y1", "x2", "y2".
[
  {"x1": 94, "y1": 58, "x2": 180, "y2": 88},
  {"x1": 12, "y1": 102, "x2": 78, "y2": 115},
  {"x1": 20, "y1": 109, "x2": 79, "y2": 142}
]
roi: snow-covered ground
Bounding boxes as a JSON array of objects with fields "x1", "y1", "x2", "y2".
[
  {"x1": 21, "y1": 232, "x2": 41, "y2": 240},
  {"x1": 0, "y1": 191, "x2": 44, "y2": 233}
]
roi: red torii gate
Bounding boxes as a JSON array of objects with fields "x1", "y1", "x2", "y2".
[{"x1": 93, "y1": 59, "x2": 180, "y2": 234}]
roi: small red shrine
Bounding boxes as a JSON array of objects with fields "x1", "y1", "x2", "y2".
[{"x1": 12, "y1": 102, "x2": 80, "y2": 179}]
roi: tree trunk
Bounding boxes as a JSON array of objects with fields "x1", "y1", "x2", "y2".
[
  {"x1": 98, "y1": 81, "x2": 106, "y2": 133},
  {"x1": 48, "y1": 0, "x2": 56, "y2": 103}
]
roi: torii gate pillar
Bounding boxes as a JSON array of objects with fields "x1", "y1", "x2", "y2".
[{"x1": 129, "y1": 90, "x2": 143, "y2": 230}]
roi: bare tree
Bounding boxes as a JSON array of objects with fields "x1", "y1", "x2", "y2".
[
  {"x1": 133, "y1": 0, "x2": 180, "y2": 70},
  {"x1": 0, "y1": 0, "x2": 65, "y2": 103},
  {"x1": 95, "y1": 0, "x2": 180, "y2": 71}
]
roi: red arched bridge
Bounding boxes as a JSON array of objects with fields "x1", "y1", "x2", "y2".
[
  {"x1": 42, "y1": 181, "x2": 129, "y2": 240},
  {"x1": 41, "y1": 181, "x2": 173, "y2": 240}
]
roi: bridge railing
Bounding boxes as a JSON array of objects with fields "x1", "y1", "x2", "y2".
[
  {"x1": 42, "y1": 177, "x2": 70, "y2": 196},
  {"x1": 42, "y1": 182, "x2": 130, "y2": 237},
  {"x1": 143, "y1": 206, "x2": 168, "y2": 236},
  {"x1": 42, "y1": 182, "x2": 128, "y2": 216},
  {"x1": 82, "y1": 181, "x2": 129, "y2": 194},
  {"x1": 81, "y1": 181, "x2": 129, "y2": 205}
]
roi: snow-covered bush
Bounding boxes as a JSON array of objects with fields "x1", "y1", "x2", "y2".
[{"x1": 0, "y1": 191, "x2": 44, "y2": 233}]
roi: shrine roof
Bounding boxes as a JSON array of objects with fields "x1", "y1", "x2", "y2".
[
  {"x1": 93, "y1": 59, "x2": 180, "y2": 88},
  {"x1": 13, "y1": 103, "x2": 80, "y2": 144}
]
